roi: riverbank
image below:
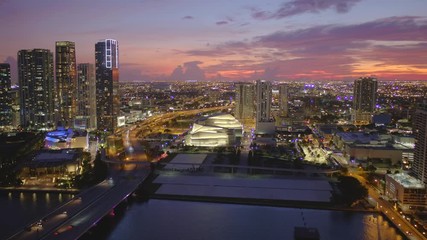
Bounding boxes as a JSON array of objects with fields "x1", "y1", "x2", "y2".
[
  {"x1": 151, "y1": 193, "x2": 378, "y2": 213},
  {"x1": 138, "y1": 172, "x2": 378, "y2": 214},
  {"x1": 0, "y1": 186, "x2": 79, "y2": 194}
]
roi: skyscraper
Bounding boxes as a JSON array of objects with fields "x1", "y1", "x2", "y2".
[
  {"x1": 413, "y1": 103, "x2": 427, "y2": 185},
  {"x1": 95, "y1": 39, "x2": 119, "y2": 131},
  {"x1": 18, "y1": 49, "x2": 54, "y2": 130},
  {"x1": 353, "y1": 77, "x2": 378, "y2": 125},
  {"x1": 76, "y1": 63, "x2": 96, "y2": 130},
  {"x1": 235, "y1": 83, "x2": 255, "y2": 122},
  {"x1": 9, "y1": 86, "x2": 20, "y2": 128},
  {"x1": 279, "y1": 83, "x2": 289, "y2": 117},
  {"x1": 56, "y1": 41, "x2": 77, "y2": 128},
  {"x1": 274, "y1": 83, "x2": 290, "y2": 127},
  {"x1": 0, "y1": 63, "x2": 12, "y2": 128},
  {"x1": 255, "y1": 80, "x2": 274, "y2": 133},
  {"x1": 256, "y1": 80, "x2": 272, "y2": 123}
]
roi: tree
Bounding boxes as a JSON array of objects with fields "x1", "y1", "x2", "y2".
[
  {"x1": 366, "y1": 164, "x2": 377, "y2": 173},
  {"x1": 93, "y1": 151, "x2": 108, "y2": 180},
  {"x1": 337, "y1": 176, "x2": 368, "y2": 206},
  {"x1": 340, "y1": 167, "x2": 349, "y2": 175}
]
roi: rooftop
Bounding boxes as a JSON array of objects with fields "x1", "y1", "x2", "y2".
[
  {"x1": 387, "y1": 173, "x2": 424, "y2": 189},
  {"x1": 155, "y1": 175, "x2": 332, "y2": 203},
  {"x1": 165, "y1": 153, "x2": 207, "y2": 170},
  {"x1": 33, "y1": 149, "x2": 80, "y2": 163}
]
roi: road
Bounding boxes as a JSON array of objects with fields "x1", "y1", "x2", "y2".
[
  {"x1": 8, "y1": 116, "x2": 153, "y2": 240},
  {"x1": 7, "y1": 180, "x2": 114, "y2": 240},
  {"x1": 41, "y1": 167, "x2": 150, "y2": 240},
  {"x1": 350, "y1": 171, "x2": 426, "y2": 240}
]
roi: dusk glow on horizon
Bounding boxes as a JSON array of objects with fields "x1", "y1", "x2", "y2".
[{"x1": 1, "y1": 0, "x2": 427, "y2": 82}]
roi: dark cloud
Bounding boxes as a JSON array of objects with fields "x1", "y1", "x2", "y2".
[
  {"x1": 216, "y1": 21, "x2": 228, "y2": 25},
  {"x1": 254, "y1": 16, "x2": 427, "y2": 52},
  {"x1": 182, "y1": 15, "x2": 194, "y2": 20},
  {"x1": 170, "y1": 65, "x2": 184, "y2": 80},
  {"x1": 170, "y1": 61, "x2": 206, "y2": 81},
  {"x1": 252, "y1": 0, "x2": 362, "y2": 19}
]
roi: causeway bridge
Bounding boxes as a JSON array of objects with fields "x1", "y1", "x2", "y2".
[{"x1": 7, "y1": 163, "x2": 151, "y2": 240}]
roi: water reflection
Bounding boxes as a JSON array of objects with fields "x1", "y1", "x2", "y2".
[
  {"x1": 45, "y1": 193, "x2": 50, "y2": 204},
  {"x1": 0, "y1": 192, "x2": 73, "y2": 239},
  {"x1": 102, "y1": 199, "x2": 404, "y2": 240},
  {"x1": 362, "y1": 214, "x2": 402, "y2": 240}
]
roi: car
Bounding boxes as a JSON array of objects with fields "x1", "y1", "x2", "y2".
[{"x1": 54, "y1": 225, "x2": 73, "y2": 236}]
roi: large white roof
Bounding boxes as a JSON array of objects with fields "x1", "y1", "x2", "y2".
[{"x1": 155, "y1": 175, "x2": 332, "y2": 202}]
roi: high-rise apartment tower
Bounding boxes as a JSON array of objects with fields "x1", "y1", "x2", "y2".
[
  {"x1": 413, "y1": 103, "x2": 427, "y2": 185},
  {"x1": 55, "y1": 41, "x2": 77, "y2": 128},
  {"x1": 0, "y1": 63, "x2": 12, "y2": 128},
  {"x1": 18, "y1": 49, "x2": 54, "y2": 130},
  {"x1": 353, "y1": 77, "x2": 378, "y2": 125},
  {"x1": 76, "y1": 63, "x2": 96, "y2": 130},
  {"x1": 255, "y1": 80, "x2": 274, "y2": 133},
  {"x1": 235, "y1": 83, "x2": 255, "y2": 121},
  {"x1": 95, "y1": 39, "x2": 119, "y2": 131},
  {"x1": 256, "y1": 80, "x2": 272, "y2": 123}
]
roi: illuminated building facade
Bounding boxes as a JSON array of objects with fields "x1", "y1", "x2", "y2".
[
  {"x1": 413, "y1": 103, "x2": 427, "y2": 185},
  {"x1": 234, "y1": 83, "x2": 255, "y2": 122},
  {"x1": 18, "y1": 49, "x2": 54, "y2": 130},
  {"x1": 279, "y1": 83, "x2": 288, "y2": 118},
  {"x1": 95, "y1": 39, "x2": 119, "y2": 131},
  {"x1": 185, "y1": 113, "x2": 243, "y2": 147},
  {"x1": 55, "y1": 41, "x2": 77, "y2": 128},
  {"x1": 9, "y1": 86, "x2": 20, "y2": 128},
  {"x1": 76, "y1": 63, "x2": 96, "y2": 130},
  {"x1": 353, "y1": 77, "x2": 377, "y2": 125},
  {"x1": 255, "y1": 80, "x2": 274, "y2": 133},
  {"x1": 256, "y1": 80, "x2": 272, "y2": 122},
  {"x1": 0, "y1": 63, "x2": 12, "y2": 128}
]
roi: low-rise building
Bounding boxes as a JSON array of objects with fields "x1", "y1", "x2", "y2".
[
  {"x1": 20, "y1": 148, "x2": 83, "y2": 177},
  {"x1": 385, "y1": 173, "x2": 426, "y2": 210},
  {"x1": 333, "y1": 132, "x2": 413, "y2": 166},
  {"x1": 44, "y1": 128, "x2": 89, "y2": 151}
]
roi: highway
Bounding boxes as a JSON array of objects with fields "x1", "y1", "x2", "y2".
[
  {"x1": 41, "y1": 167, "x2": 150, "y2": 240},
  {"x1": 7, "y1": 180, "x2": 114, "y2": 240},
  {"x1": 7, "y1": 167, "x2": 151, "y2": 240}
]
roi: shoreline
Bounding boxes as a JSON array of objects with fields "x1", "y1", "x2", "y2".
[
  {"x1": 150, "y1": 193, "x2": 378, "y2": 213},
  {"x1": 0, "y1": 186, "x2": 79, "y2": 194}
]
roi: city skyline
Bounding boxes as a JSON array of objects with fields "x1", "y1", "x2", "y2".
[{"x1": 1, "y1": 0, "x2": 427, "y2": 83}]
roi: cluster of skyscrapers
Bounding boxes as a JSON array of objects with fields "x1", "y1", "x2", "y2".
[
  {"x1": 235, "y1": 80, "x2": 287, "y2": 134},
  {"x1": 235, "y1": 77, "x2": 379, "y2": 131},
  {"x1": 235, "y1": 77, "x2": 427, "y2": 206},
  {"x1": 0, "y1": 39, "x2": 119, "y2": 132}
]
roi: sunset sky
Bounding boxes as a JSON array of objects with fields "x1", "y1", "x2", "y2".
[{"x1": 1, "y1": 0, "x2": 426, "y2": 82}]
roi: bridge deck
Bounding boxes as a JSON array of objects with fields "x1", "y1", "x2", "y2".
[{"x1": 8, "y1": 168, "x2": 150, "y2": 240}]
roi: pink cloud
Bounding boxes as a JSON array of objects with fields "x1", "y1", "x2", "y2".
[{"x1": 181, "y1": 16, "x2": 427, "y2": 81}]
